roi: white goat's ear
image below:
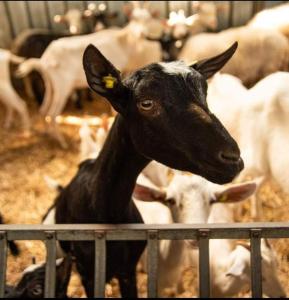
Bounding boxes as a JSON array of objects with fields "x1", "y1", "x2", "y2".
[
  {"x1": 133, "y1": 184, "x2": 167, "y2": 203},
  {"x1": 191, "y1": 42, "x2": 238, "y2": 79},
  {"x1": 214, "y1": 181, "x2": 256, "y2": 204},
  {"x1": 83, "y1": 45, "x2": 129, "y2": 115},
  {"x1": 226, "y1": 258, "x2": 246, "y2": 277}
]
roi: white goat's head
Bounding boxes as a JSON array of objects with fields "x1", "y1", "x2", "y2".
[
  {"x1": 222, "y1": 239, "x2": 286, "y2": 298},
  {"x1": 165, "y1": 172, "x2": 256, "y2": 224}
]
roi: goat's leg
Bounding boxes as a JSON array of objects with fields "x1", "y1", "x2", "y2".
[
  {"x1": 47, "y1": 119, "x2": 68, "y2": 149},
  {"x1": 11, "y1": 97, "x2": 30, "y2": 132},
  {"x1": 23, "y1": 76, "x2": 34, "y2": 100},
  {"x1": 46, "y1": 86, "x2": 72, "y2": 120},
  {"x1": 1, "y1": 86, "x2": 30, "y2": 132},
  {"x1": 39, "y1": 75, "x2": 53, "y2": 116},
  {"x1": 117, "y1": 269, "x2": 138, "y2": 298},
  {"x1": 82, "y1": 277, "x2": 94, "y2": 298},
  {"x1": 4, "y1": 106, "x2": 13, "y2": 129}
]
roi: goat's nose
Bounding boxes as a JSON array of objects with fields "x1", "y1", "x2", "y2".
[{"x1": 218, "y1": 151, "x2": 241, "y2": 164}]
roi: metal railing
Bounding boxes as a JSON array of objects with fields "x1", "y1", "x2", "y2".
[{"x1": 0, "y1": 222, "x2": 289, "y2": 298}]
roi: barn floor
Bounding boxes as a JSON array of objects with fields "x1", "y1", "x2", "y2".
[{"x1": 0, "y1": 97, "x2": 289, "y2": 298}]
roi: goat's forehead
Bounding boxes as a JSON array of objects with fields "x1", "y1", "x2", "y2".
[
  {"x1": 131, "y1": 62, "x2": 202, "y2": 84},
  {"x1": 23, "y1": 262, "x2": 45, "y2": 275},
  {"x1": 158, "y1": 61, "x2": 192, "y2": 76},
  {"x1": 168, "y1": 175, "x2": 210, "y2": 195},
  {"x1": 22, "y1": 258, "x2": 64, "y2": 275}
]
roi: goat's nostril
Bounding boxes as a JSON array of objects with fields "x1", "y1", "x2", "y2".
[{"x1": 219, "y1": 151, "x2": 240, "y2": 163}]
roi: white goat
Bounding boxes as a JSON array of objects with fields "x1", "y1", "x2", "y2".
[
  {"x1": 248, "y1": 3, "x2": 289, "y2": 40},
  {"x1": 179, "y1": 26, "x2": 289, "y2": 86},
  {"x1": 207, "y1": 72, "x2": 289, "y2": 219},
  {"x1": 0, "y1": 49, "x2": 30, "y2": 132},
  {"x1": 167, "y1": 2, "x2": 218, "y2": 39},
  {"x1": 16, "y1": 24, "x2": 161, "y2": 146},
  {"x1": 136, "y1": 172, "x2": 257, "y2": 296},
  {"x1": 203, "y1": 203, "x2": 286, "y2": 298}
]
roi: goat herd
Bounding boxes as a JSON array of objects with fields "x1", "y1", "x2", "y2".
[{"x1": 1, "y1": 1, "x2": 289, "y2": 298}]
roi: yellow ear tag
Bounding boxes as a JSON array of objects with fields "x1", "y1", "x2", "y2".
[
  {"x1": 102, "y1": 74, "x2": 117, "y2": 89},
  {"x1": 189, "y1": 60, "x2": 198, "y2": 65},
  {"x1": 219, "y1": 194, "x2": 228, "y2": 203}
]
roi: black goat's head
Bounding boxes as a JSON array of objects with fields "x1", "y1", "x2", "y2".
[
  {"x1": 83, "y1": 42, "x2": 243, "y2": 184},
  {"x1": 5, "y1": 255, "x2": 72, "y2": 299}
]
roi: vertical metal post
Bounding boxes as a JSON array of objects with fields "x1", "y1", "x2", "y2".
[
  {"x1": 44, "y1": 231, "x2": 56, "y2": 298},
  {"x1": 44, "y1": 1, "x2": 52, "y2": 30},
  {"x1": 198, "y1": 229, "x2": 210, "y2": 298},
  {"x1": 250, "y1": 229, "x2": 262, "y2": 298},
  {"x1": 24, "y1": 1, "x2": 33, "y2": 28},
  {"x1": 187, "y1": 1, "x2": 192, "y2": 16},
  {"x1": 147, "y1": 230, "x2": 159, "y2": 298},
  {"x1": 63, "y1": 1, "x2": 69, "y2": 12},
  {"x1": 82, "y1": 1, "x2": 88, "y2": 10},
  {"x1": 0, "y1": 232, "x2": 8, "y2": 298},
  {"x1": 3, "y1": 1, "x2": 15, "y2": 39},
  {"x1": 228, "y1": 1, "x2": 234, "y2": 27},
  {"x1": 165, "y1": 1, "x2": 170, "y2": 18},
  {"x1": 94, "y1": 231, "x2": 106, "y2": 298}
]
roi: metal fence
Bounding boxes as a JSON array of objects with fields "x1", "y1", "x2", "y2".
[
  {"x1": 0, "y1": 1, "x2": 288, "y2": 48},
  {"x1": 0, "y1": 222, "x2": 289, "y2": 298}
]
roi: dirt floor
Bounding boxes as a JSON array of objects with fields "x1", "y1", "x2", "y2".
[{"x1": 0, "y1": 96, "x2": 289, "y2": 298}]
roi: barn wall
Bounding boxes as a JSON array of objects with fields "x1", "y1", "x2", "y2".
[{"x1": 0, "y1": 1, "x2": 287, "y2": 49}]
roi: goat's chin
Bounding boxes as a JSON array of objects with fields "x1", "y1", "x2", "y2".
[{"x1": 184, "y1": 161, "x2": 243, "y2": 185}]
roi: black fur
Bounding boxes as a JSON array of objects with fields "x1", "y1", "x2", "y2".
[
  {"x1": 55, "y1": 43, "x2": 243, "y2": 297},
  {"x1": 5, "y1": 255, "x2": 72, "y2": 299}
]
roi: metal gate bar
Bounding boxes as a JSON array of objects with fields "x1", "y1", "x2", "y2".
[
  {"x1": 250, "y1": 229, "x2": 262, "y2": 298},
  {"x1": 147, "y1": 230, "x2": 159, "y2": 298},
  {"x1": 198, "y1": 229, "x2": 210, "y2": 298},
  {"x1": 0, "y1": 222, "x2": 289, "y2": 298},
  {"x1": 0, "y1": 232, "x2": 7, "y2": 299},
  {"x1": 45, "y1": 231, "x2": 57, "y2": 298},
  {"x1": 94, "y1": 231, "x2": 106, "y2": 298}
]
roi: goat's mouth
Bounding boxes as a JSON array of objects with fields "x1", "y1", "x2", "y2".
[{"x1": 187, "y1": 156, "x2": 244, "y2": 184}]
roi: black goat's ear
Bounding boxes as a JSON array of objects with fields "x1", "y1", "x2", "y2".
[
  {"x1": 191, "y1": 42, "x2": 238, "y2": 79},
  {"x1": 83, "y1": 44, "x2": 129, "y2": 114}
]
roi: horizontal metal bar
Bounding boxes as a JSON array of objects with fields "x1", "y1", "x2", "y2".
[
  {"x1": 198, "y1": 229, "x2": 210, "y2": 298},
  {"x1": 44, "y1": 231, "x2": 56, "y2": 298},
  {"x1": 250, "y1": 229, "x2": 262, "y2": 298},
  {"x1": 0, "y1": 232, "x2": 8, "y2": 298},
  {"x1": 1, "y1": 222, "x2": 289, "y2": 241},
  {"x1": 94, "y1": 231, "x2": 106, "y2": 298},
  {"x1": 147, "y1": 230, "x2": 159, "y2": 298}
]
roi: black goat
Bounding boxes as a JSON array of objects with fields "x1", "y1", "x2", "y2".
[
  {"x1": 54, "y1": 42, "x2": 243, "y2": 297},
  {"x1": 5, "y1": 255, "x2": 72, "y2": 299}
]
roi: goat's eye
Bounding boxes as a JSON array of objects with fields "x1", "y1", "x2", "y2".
[
  {"x1": 166, "y1": 198, "x2": 176, "y2": 206},
  {"x1": 138, "y1": 100, "x2": 154, "y2": 111},
  {"x1": 31, "y1": 284, "x2": 43, "y2": 296}
]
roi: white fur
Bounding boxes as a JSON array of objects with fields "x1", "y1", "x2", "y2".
[
  {"x1": 248, "y1": 3, "x2": 289, "y2": 40},
  {"x1": 23, "y1": 258, "x2": 64, "y2": 275},
  {"x1": 179, "y1": 27, "x2": 289, "y2": 86},
  {"x1": 158, "y1": 61, "x2": 191, "y2": 77},
  {"x1": 205, "y1": 203, "x2": 286, "y2": 298},
  {"x1": 0, "y1": 49, "x2": 30, "y2": 131},
  {"x1": 137, "y1": 170, "x2": 257, "y2": 296},
  {"x1": 167, "y1": 2, "x2": 218, "y2": 39},
  {"x1": 207, "y1": 72, "x2": 289, "y2": 219},
  {"x1": 17, "y1": 24, "x2": 161, "y2": 146}
]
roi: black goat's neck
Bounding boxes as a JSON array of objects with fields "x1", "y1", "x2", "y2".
[{"x1": 92, "y1": 115, "x2": 149, "y2": 221}]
